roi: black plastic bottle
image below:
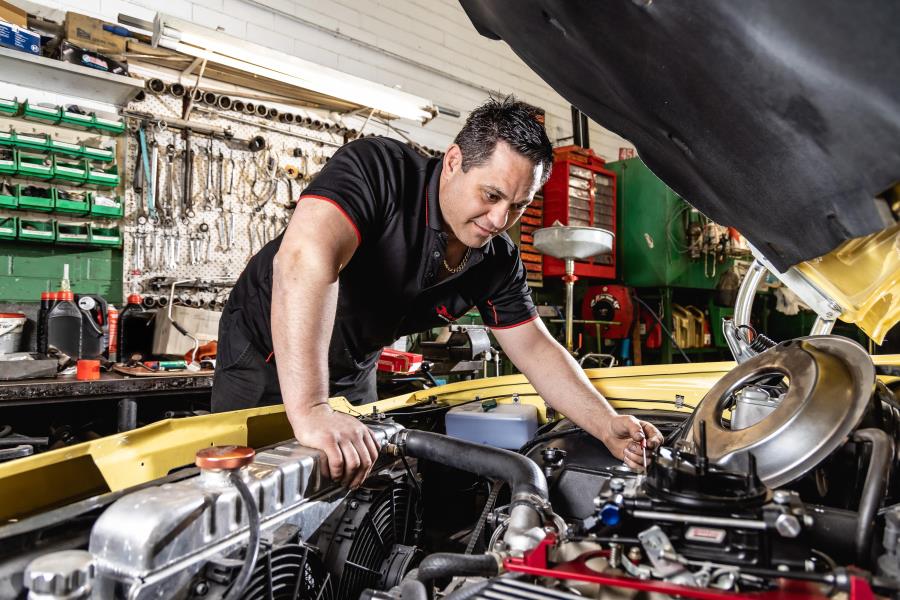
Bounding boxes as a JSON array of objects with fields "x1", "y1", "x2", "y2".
[
  {"x1": 46, "y1": 291, "x2": 82, "y2": 358},
  {"x1": 118, "y1": 293, "x2": 155, "y2": 360}
]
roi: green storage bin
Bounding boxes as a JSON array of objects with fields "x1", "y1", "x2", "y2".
[
  {"x1": 708, "y1": 302, "x2": 735, "y2": 348},
  {"x1": 16, "y1": 151, "x2": 52, "y2": 179},
  {"x1": 0, "y1": 216, "x2": 16, "y2": 240},
  {"x1": 55, "y1": 189, "x2": 90, "y2": 215},
  {"x1": 49, "y1": 138, "x2": 83, "y2": 157},
  {"x1": 0, "y1": 181, "x2": 16, "y2": 209},
  {"x1": 92, "y1": 115, "x2": 125, "y2": 135},
  {"x1": 52, "y1": 155, "x2": 88, "y2": 183},
  {"x1": 88, "y1": 223, "x2": 121, "y2": 246},
  {"x1": 81, "y1": 144, "x2": 115, "y2": 162},
  {"x1": 86, "y1": 162, "x2": 119, "y2": 186},
  {"x1": 90, "y1": 193, "x2": 123, "y2": 218},
  {"x1": 0, "y1": 98, "x2": 18, "y2": 117},
  {"x1": 21, "y1": 101, "x2": 60, "y2": 124},
  {"x1": 12, "y1": 131, "x2": 50, "y2": 151},
  {"x1": 60, "y1": 109, "x2": 94, "y2": 130},
  {"x1": 55, "y1": 221, "x2": 90, "y2": 245},
  {"x1": 0, "y1": 147, "x2": 15, "y2": 174},
  {"x1": 18, "y1": 218, "x2": 56, "y2": 242},
  {"x1": 17, "y1": 184, "x2": 54, "y2": 212},
  {"x1": 0, "y1": 130, "x2": 12, "y2": 146}
]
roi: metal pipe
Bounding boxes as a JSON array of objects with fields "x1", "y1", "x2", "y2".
[
  {"x1": 266, "y1": 107, "x2": 279, "y2": 120},
  {"x1": 734, "y1": 260, "x2": 766, "y2": 327},
  {"x1": 147, "y1": 78, "x2": 166, "y2": 94},
  {"x1": 168, "y1": 82, "x2": 186, "y2": 98},
  {"x1": 255, "y1": 103, "x2": 269, "y2": 117},
  {"x1": 631, "y1": 510, "x2": 768, "y2": 530},
  {"x1": 191, "y1": 88, "x2": 203, "y2": 102},
  {"x1": 193, "y1": 106, "x2": 343, "y2": 147},
  {"x1": 232, "y1": 99, "x2": 245, "y2": 113},
  {"x1": 243, "y1": 102, "x2": 256, "y2": 115},
  {"x1": 216, "y1": 95, "x2": 233, "y2": 111},
  {"x1": 202, "y1": 91, "x2": 218, "y2": 105}
]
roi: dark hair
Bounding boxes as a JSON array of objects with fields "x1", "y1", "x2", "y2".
[{"x1": 454, "y1": 95, "x2": 553, "y2": 186}]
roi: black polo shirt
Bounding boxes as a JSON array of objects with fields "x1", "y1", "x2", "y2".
[{"x1": 225, "y1": 136, "x2": 537, "y2": 380}]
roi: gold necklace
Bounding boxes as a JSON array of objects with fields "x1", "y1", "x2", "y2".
[{"x1": 443, "y1": 247, "x2": 471, "y2": 274}]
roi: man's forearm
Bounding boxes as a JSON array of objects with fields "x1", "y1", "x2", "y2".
[
  {"x1": 271, "y1": 248, "x2": 338, "y2": 423},
  {"x1": 517, "y1": 338, "x2": 617, "y2": 442}
]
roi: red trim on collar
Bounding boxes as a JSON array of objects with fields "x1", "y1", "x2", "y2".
[
  {"x1": 488, "y1": 314, "x2": 539, "y2": 330},
  {"x1": 298, "y1": 194, "x2": 362, "y2": 246}
]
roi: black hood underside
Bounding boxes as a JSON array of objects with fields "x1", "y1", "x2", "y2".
[{"x1": 460, "y1": 0, "x2": 900, "y2": 271}]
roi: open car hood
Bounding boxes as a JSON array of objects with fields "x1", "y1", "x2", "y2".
[{"x1": 460, "y1": 0, "x2": 900, "y2": 272}]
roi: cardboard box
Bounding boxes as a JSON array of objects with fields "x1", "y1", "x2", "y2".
[
  {"x1": 64, "y1": 12, "x2": 125, "y2": 54},
  {"x1": 152, "y1": 305, "x2": 222, "y2": 357},
  {"x1": 0, "y1": 1, "x2": 26, "y2": 28},
  {"x1": 0, "y1": 19, "x2": 40, "y2": 54}
]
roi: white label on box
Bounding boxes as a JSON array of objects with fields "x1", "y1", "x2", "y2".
[
  {"x1": 94, "y1": 118, "x2": 120, "y2": 126},
  {"x1": 92, "y1": 235, "x2": 118, "y2": 241},
  {"x1": 56, "y1": 166, "x2": 82, "y2": 174},
  {"x1": 94, "y1": 195, "x2": 119, "y2": 207},
  {"x1": 54, "y1": 141, "x2": 80, "y2": 150},
  {"x1": 18, "y1": 134, "x2": 43, "y2": 144}
]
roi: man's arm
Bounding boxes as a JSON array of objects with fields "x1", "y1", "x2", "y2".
[
  {"x1": 492, "y1": 318, "x2": 663, "y2": 469},
  {"x1": 272, "y1": 199, "x2": 379, "y2": 489}
]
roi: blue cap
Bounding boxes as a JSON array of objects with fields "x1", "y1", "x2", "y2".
[{"x1": 599, "y1": 503, "x2": 621, "y2": 526}]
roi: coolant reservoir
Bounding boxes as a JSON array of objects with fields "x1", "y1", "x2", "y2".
[{"x1": 445, "y1": 400, "x2": 538, "y2": 449}]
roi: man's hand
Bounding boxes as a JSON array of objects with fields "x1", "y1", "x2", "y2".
[
  {"x1": 291, "y1": 403, "x2": 380, "y2": 489},
  {"x1": 600, "y1": 414, "x2": 664, "y2": 471}
]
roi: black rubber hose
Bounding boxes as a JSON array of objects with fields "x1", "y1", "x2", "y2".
[
  {"x1": 852, "y1": 428, "x2": 894, "y2": 565},
  {"x1": 396, "y1": 430, "x2": 548, "y2": 501},
  {"x1": 416, "y1": 553, "x2": 499, "y2": 587},
  {"x1": 223, "y1": 471, "x2": 261, "y2": 600},
  {"x1": 442, "y1": 579, "x2": 491, "y2": 600}
]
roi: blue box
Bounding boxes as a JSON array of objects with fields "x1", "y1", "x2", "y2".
[{"x1": 0, "y1": 20, "x2": 40, "y2": 55}]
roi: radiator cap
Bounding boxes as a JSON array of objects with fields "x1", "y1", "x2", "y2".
[{"x1": 195, "y1": 445, "x2": 255, "y2": 470}]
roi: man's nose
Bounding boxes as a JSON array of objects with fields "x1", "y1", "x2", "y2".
[{"x1": 486, "y1": 204, "x2": 509, "y2": 231}]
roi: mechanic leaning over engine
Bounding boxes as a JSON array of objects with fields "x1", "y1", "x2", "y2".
[{"x1": 212, "y1": 96, "x2": 663, "y2": 488}]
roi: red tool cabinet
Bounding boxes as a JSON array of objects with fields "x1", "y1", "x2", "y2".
[{"x1": 541, "y1": 146, "x2": 617, "y2": 279}]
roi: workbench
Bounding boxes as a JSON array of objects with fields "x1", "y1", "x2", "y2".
[{"x1": 0, "y1": 372, "x2": 213, "y2": 432}]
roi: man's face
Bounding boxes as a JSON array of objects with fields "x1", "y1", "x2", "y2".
[{"x1": 439, "y1": 141, "x2": 544, "y2": 248}]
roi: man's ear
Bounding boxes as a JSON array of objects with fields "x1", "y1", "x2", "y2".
[{"x1": 444, "y1": 144, "x2": 463, "y2": 174}]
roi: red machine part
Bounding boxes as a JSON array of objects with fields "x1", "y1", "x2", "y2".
[
  {"x1": 581, "y1": 284, "x2": 634, "y2": 339},
  {"x1": 541, "y1": 146, "x2": 617, "y2": 280},
  {"x1": 503, "y1": 534, "x2": 876, "y2": 600},
  {"x1": 377, "y1": 348, "x2": 423, "y2": 375}
]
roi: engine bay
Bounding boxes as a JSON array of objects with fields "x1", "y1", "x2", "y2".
[{"x1": 3, "y1": 334, "x2": 900, "y2": 599}]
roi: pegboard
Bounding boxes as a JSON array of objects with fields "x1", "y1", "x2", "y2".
[{"x1": 121, "y1": 91, "x2": 349, "y2": 306}]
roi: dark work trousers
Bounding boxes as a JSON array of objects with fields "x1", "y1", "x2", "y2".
[{"x1": 210, "y1": 307, "x2": 378, "y2": 412}]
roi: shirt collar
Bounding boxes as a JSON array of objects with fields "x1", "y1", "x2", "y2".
[{"x1": 425, "y1": 158, "x2": 444, "y2": 232}]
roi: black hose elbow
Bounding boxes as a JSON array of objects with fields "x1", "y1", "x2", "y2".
[
  {"x1": 393, "y1": 430, "x2": 548, "y2": 502},
  {"x1": 417, "y1": 552, "x2": 499, "y2": 586},
  {"x1": 852, "y1": 428, "x2": 894, "y2": 566}
]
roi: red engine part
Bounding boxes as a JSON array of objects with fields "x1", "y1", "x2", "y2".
[
  {"x1": 503, "y1": 534, "x2": 876, "y2": 600},
  {"x1": 581, "y1": 285, "x2": 634, "y2": 339}
]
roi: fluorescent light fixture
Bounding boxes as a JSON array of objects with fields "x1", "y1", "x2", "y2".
[{"x1": 152, "y1": 13, "x2": 436, "y2": 123}]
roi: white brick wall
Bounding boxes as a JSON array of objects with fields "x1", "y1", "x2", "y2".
[{"x1": 25, "y1": 0, "x2": 635, "y2": 159}]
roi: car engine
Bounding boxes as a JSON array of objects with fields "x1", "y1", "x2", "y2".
[{"x1": 4, "y1": 335, "x2": 900, "y2": 599}]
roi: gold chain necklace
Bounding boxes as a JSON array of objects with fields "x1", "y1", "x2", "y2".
[{"x1": 443, "y1": 247, "x2": 471, "y2": 274}]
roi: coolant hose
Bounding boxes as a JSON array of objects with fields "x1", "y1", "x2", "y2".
[
  {"x1": 398, "y1": 579, "x2": 427, "y2": 600},
  {"x1": 852, "y1": 428, "x2": 894, "y2": 565},
  {"x1": 223, "y1": 471, "x2": 261, "y2": 600},
  {"x1": 394, "y1": 430, "x2": 547, "y2": 500},
  {"x1": 416, "y1": 553, "x2": 499, "y2": 588},
  {"x1": 394, "y1": 430, "x2": 549, "y2": 554}
]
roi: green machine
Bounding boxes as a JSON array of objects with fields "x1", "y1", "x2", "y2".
[{"x1": 606, "y1": 157, "x2": 734, "y2": 290}]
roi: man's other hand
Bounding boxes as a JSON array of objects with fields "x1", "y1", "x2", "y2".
[
  {"x1": 292, "y1": 403, "x2": 380, "y2": 489},
  {"x1": 600, "y1": 414, "x2": 664, "y2": 471}
]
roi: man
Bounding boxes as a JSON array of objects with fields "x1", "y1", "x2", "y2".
[{"x1": 212, "y1": 97, "x2": 663, "y2": 489}]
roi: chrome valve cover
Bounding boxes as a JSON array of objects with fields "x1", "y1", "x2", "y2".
[{"x1": 87, "y1": 421, "x2": 403, "y2": 600}]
